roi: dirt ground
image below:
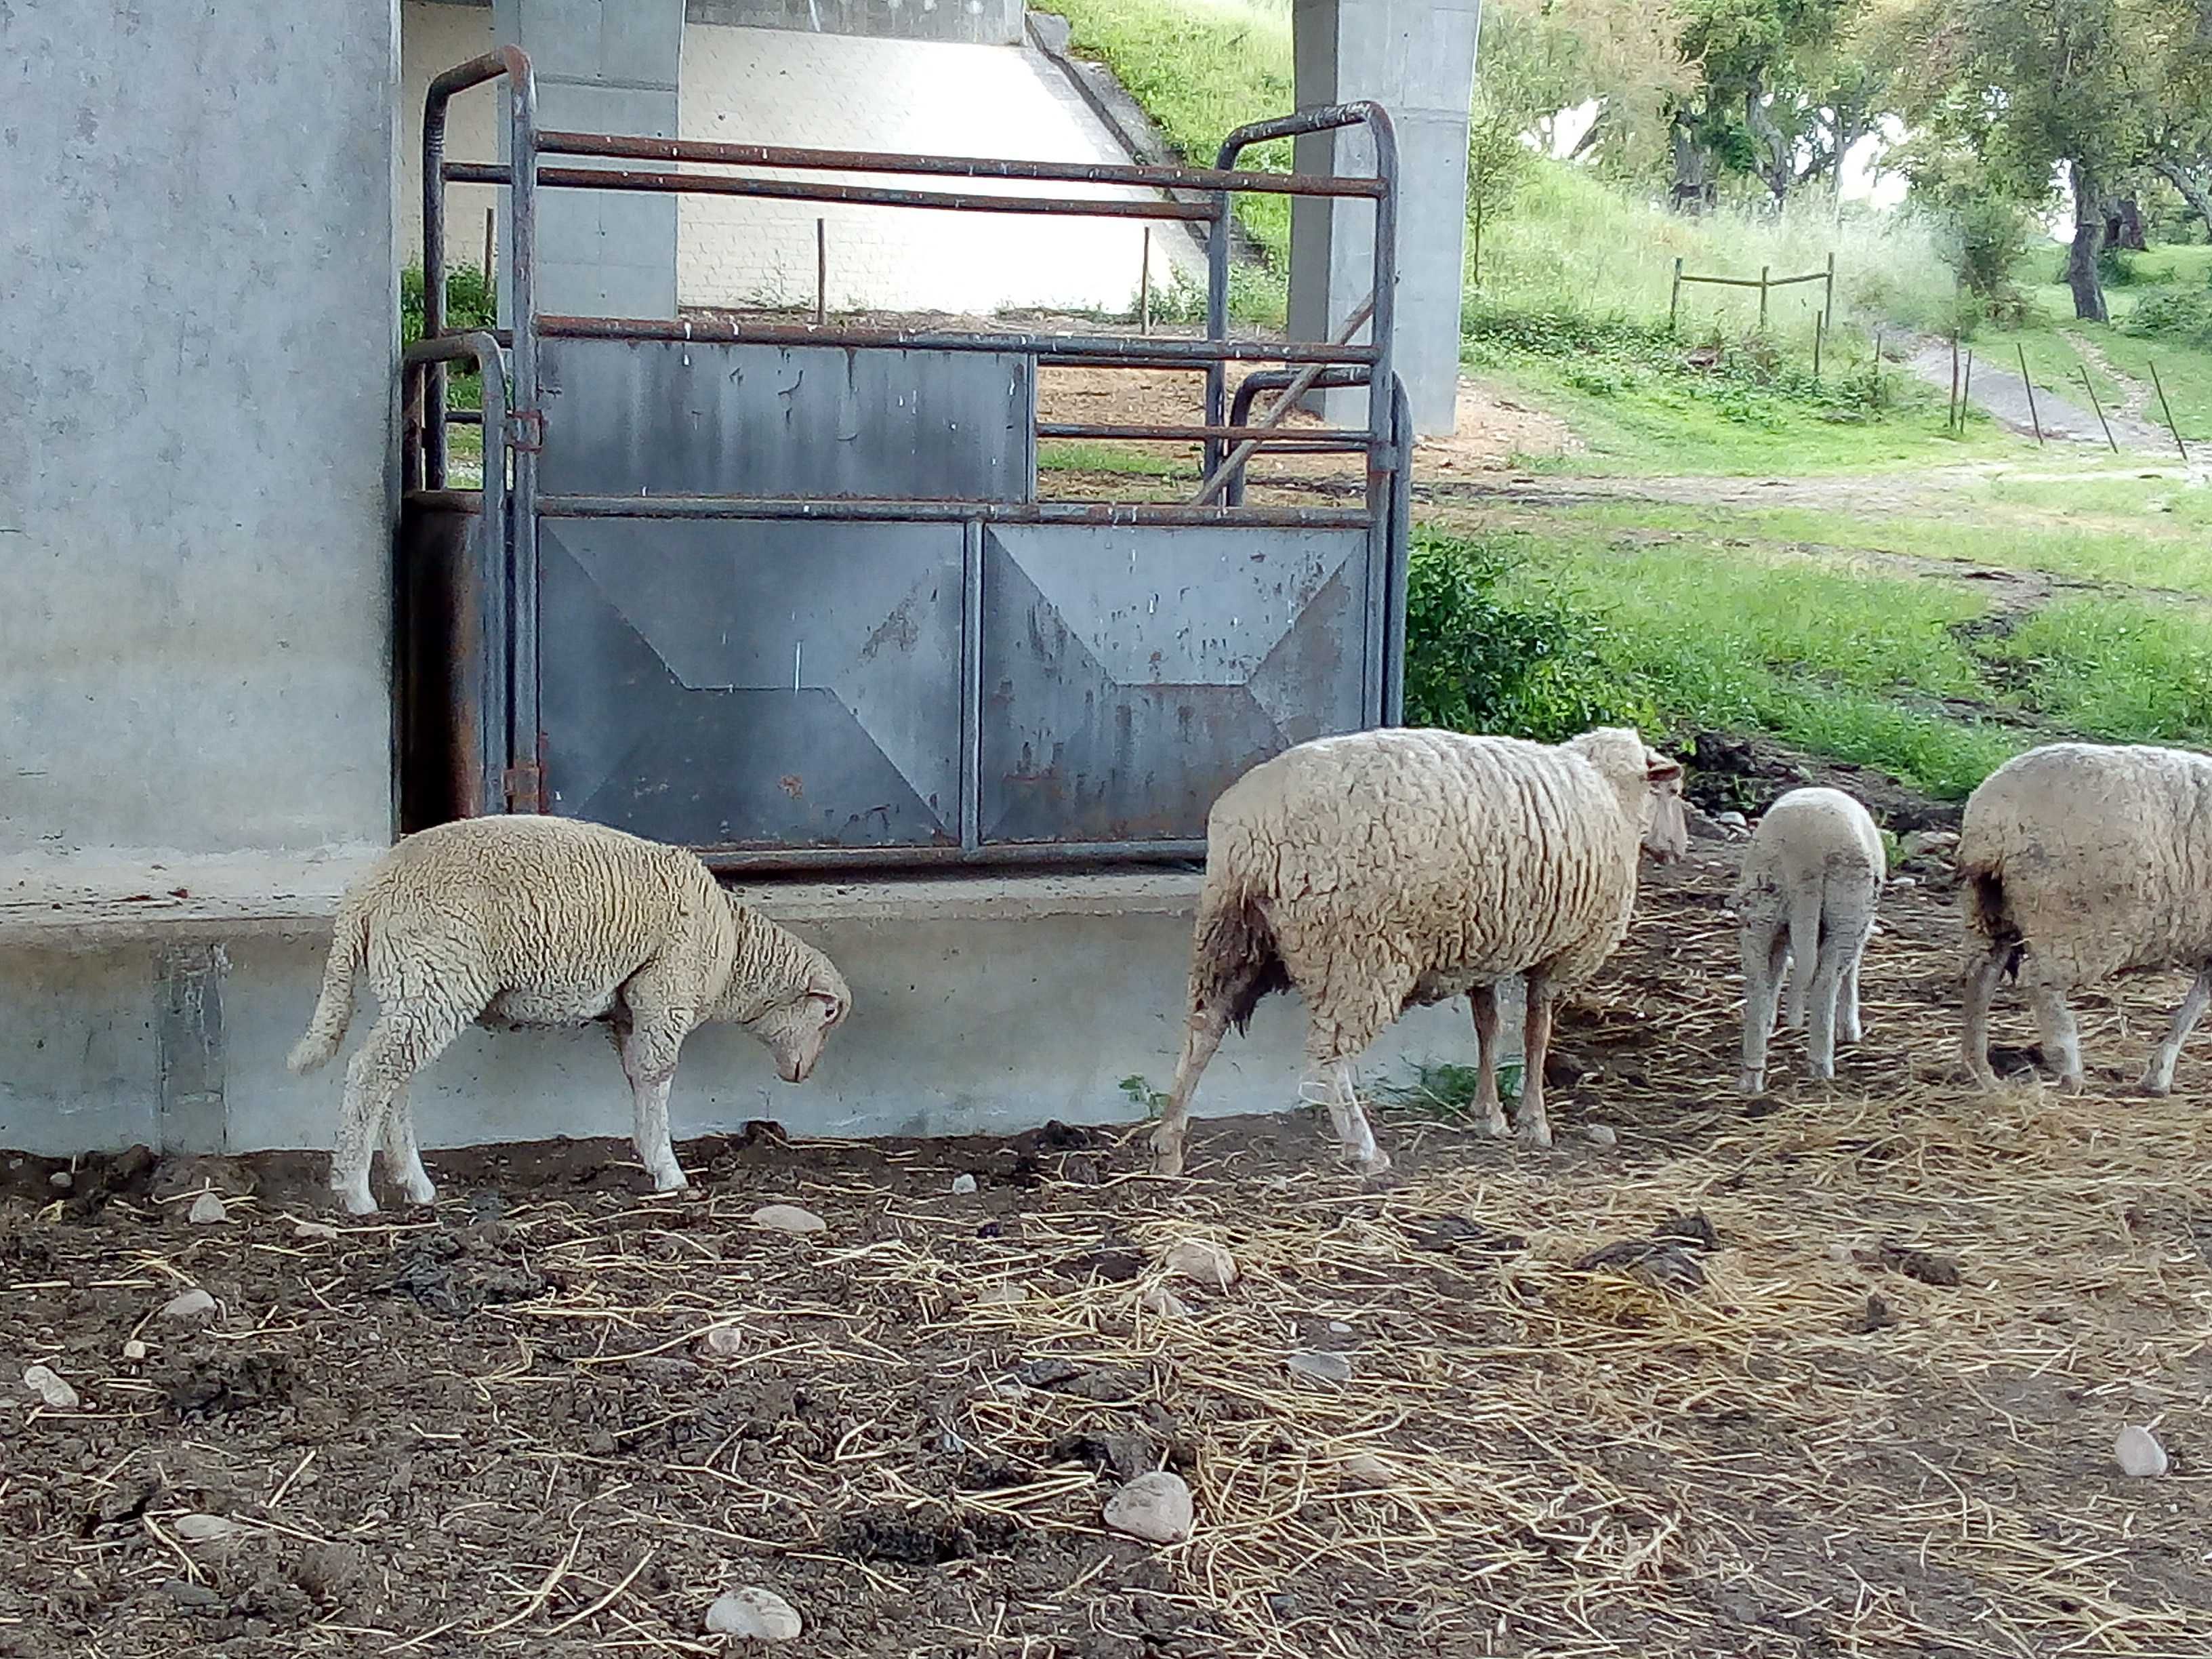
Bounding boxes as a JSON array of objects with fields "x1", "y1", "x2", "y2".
[{"x1": 5, "y1": 829, "x2": 2209, "y2": 1658}]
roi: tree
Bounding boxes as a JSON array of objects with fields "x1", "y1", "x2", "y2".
[
  {"x1": 1887, "y1": 0, "x2": 2150, "y2": 320},
  {"x1": 1477, "y1": 0, "x2": 1696, "y2": 176},
  {"x1": 1466, "y1": 94, "x2": 1534, "y2": 289}
]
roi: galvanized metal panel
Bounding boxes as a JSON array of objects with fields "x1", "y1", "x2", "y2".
[
  {"x1": 979, "y1": 525, "x2": 1372, "y2": 844},
  {"x1": 537, "y1": 518, "x2": 965, "y2": 848},
  {"x1": 535, "y1": 337, "x2": 1035, "y2": 501}
]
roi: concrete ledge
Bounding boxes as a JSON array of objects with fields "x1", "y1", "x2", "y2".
[
  {"x1": 0, "y1": 848, "x2": 1210, "y2": 949},
  {"x1": 1, "y1": 853, "x2": 1509, "y2": 1162}
]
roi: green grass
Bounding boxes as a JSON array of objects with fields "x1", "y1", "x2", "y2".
[
  {"x1": 1983, "y1": 597, "x2": 2212, "y2": 745},
  {"x1": 1045, "y1": 0, "x2": 1295, "y2": 265}
]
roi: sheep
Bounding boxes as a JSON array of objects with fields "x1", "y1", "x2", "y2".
[
  {"x1": 1959, "y1": 741, "x2": 2212, "y2": 1095},
  {"x1": 288, "y1": 815, "x2": 851, "y2": 1214},
  {"x1": 1732, "y1": 786, "x2": 1885, "y2": 1094},
  {"x1": 1147, "y1": 726, "x2": 1687, "y2": 1176}
]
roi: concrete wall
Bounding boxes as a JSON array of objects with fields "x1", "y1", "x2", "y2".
[
  {"x1": 690, "y1": 0, "x2": 1023, "y2": 45},
  {"x1": 0, "y1": 890, "x2": 1501, "y2": 1164},
  {"x1": 0, "y1": 1, "x2": 402, "y2": 857}
]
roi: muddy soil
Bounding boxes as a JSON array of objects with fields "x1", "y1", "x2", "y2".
[{"x1": 7, "y1": 834, "x2": 2210, "y2": 1658}]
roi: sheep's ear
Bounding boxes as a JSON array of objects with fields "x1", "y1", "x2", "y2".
[{"x1": 1645, "y1": 754, "x2": 1684, "y2": 785}]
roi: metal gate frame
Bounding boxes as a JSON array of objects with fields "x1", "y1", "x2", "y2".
[{"x1": 401, "y1": 47, "x2": 1410, "y2": 871}]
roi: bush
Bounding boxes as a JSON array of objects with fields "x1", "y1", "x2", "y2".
[
  {"x1": 2125, "y1": 284, "x2": 2212, "y2": 352},
  {"x1": 1403, "y1": 527, "x2": 1653, "y2": 743}
]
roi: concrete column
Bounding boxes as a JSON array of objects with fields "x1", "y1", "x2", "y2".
[
  {"x1": 492, "y1": 0, "x2": 684, "y2": 317},
  {"x1": 1288, "y1": 0, "x2": 1479, "y2": 436}
]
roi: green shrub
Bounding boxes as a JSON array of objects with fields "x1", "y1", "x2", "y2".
[
  {"x1": 1403, "y1": 527, "x2": 1652, "y2": 742},
  {"x1": 401, "y1": 262, "x2": 497, "y2": 349},
  {"x1": 2125, "y1": 284, "x2": 2212, "y2": 353}
]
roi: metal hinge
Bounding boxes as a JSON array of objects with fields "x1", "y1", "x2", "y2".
[
  {"x1": 503, "y1": 763, "x2": 544, "y2": 812},
  {"x1": 506, "y1": 409, "x2": 546, "y2": 453}
]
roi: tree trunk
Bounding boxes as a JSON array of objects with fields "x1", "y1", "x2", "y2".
[
  {"x1": 2103, "y1": 196, "x2": 2146, "y2": 251},
  {"x1": 2066, "y1": 160, "x2": 2109, "y2": 323},
  {"x1": 1670, "y1": 119, "x2": 1716, "y2": 215},
  {"x1": 1743, "y1": 84, "x2": 1793, "y2": 209},
  {"x1": 2151, "y1": 155, "x2": 2212, "y2": 242}
]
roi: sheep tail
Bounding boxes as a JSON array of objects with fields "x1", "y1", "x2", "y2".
[
  {"x1": 289, "y1": 901, "x2": 370, "y2": 1073},
  {"x1": 1191, "y1": 873, "x2": 1291, "y2": 1036}
]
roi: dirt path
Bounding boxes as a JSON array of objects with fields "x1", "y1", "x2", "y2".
[{"x1": 1904, "y1": 335, "x2": 2168, "y2": 451}]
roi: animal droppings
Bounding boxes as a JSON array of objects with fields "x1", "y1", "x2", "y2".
[
  {"x1": 950, "y1": 1174, "x2": 979, "y2": 1195},
  {"x1": 1102, "y1": 1471, "x2": 1195, "y2": 1544}
]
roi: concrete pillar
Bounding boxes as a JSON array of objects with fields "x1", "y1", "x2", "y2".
[
  {"x1": 1288, "y1": 0, "x2": 1479, "y2": 437},
  {"x1": 492, "y1": 0, "x2": 684, "y2": 317}
]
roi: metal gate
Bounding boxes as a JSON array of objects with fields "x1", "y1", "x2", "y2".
[{"x1": 399, "y1": 48, "x2": 1408, "y2": 870}]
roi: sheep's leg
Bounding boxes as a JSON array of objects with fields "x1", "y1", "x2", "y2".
[
  {"x1": 1312, "y1": 1054, "x2": 1388, "y2": 1175},
  {"x1": 613, "y1": 1018, "x2": 690, "y2": 1195},
  {"x1": 332, "y1": 1006, "x2": 469, "y2": 1216},
  {"x1": 379, "y1": 1089, "x2": 436, "y2": 1207},
  {"x1": 2024, "y1": 977, "x2": 2085, "y2": 1093},
  {"x1": 2139, "y1": 966, "x2": 2212, "y2": 1097},
  {"x1": 1960, "y1": 943, "x2": 2009, "y2": 1088},
  {"x1": 1512, "y1": 975, "x2": 1556, "y2": 1149},
  {"x1": 1467, "y1": 985, "x2": 1509, "y2": 1136},
  {"x1": 1149, "y1": 1006, "x2": 1228, "y2": 1179},
  {"x1": 1839, "y1": 931, "x2": 1869, "y2": 1046},
  {"x1": 1738, "y1": 923, "x2": 1786, "y2": 1096},
  {"x1": 1782, "y1": 890, "x2": 1821, "y2": 1031},
  {"x1": 1805, "y1": 934, "x2": 1847, "y2": 1082}
]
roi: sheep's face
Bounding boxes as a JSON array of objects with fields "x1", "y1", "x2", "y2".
[
  {"x1": 1640, "y1": 750, "x2": 1688, "y2": 863},
  {"x1": 750, "y1": 964, "x2": 851, "y2": 1084}
]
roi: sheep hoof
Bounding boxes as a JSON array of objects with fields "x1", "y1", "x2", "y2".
[
  {"x1": 651, "y1": 1166, "x2": 690, "y2": 1196},
  {"x1": 1349, "y1": 1147, "x2": 1391, "y2": 1176},
  {"x1": 1514, "y1": 1123, "x2": 1553, "y2": 1150},
  {"x1": 2054, "y1": 1074, "x2": 2087, "y2": 1097},
  {"x1": 398, "y1": 1176, "x2": 438, "y2": 1207},
  {"x1": 1476, "y1": 1111, "x2": 1511, "y2": 1139},
  {"x1": 2137, "y1": 1075, "x2": 2173, "y2": 1099},
  {"x1": 1736, "y1": 1071, "x2": 1765, "y2": 1097},
  {"x1": 333, "y1": 1181, "x2": 378, "y2": 1217}
]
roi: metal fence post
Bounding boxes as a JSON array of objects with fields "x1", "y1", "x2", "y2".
[
  {"x1": 2148, "y1": 360, "x2": 2188, "y2": 462},
  {"x1": 2017, "y1": 343, "x2": 2044, "y2": 445}
]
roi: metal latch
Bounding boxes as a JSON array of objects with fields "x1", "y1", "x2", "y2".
[
  {"x1": 506, "y1": 409, "x2": 546, "y2": 453},
  {"x1": 503, "y1": 764, "x2": 544, "y2": 811}
]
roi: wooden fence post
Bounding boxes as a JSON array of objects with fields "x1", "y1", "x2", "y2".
[
  {"x1": 1671, "y1": 257, "x2": 1683, "y2": 332},
  {"x1": 1759, "y1": 264, "x2": 1770, "y2": 330},
  {"x1": 1824, "y1": 251, "x2": 1835, "y2": 331}
]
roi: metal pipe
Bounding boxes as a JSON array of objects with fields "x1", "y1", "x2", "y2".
[
  {"x1": 531, "y1": 128, "x2": 1386, "y2": 199},
  {"x1": 1224, "y1": 368, "x2": 1370, "y2": 506},
  {"x1": 448, "y1": 159, "x2": 1221, "y2": 222},
  {"x1": 1189, "y1": 293, "x2": 1374, "y2": 506},
  {"x1": 535, "y1": 313, "x2": 1380, "y2": 366},
  {"x1": 1384, "y1": 375, "x2": 1412, "y2": 726},
  {"x1": 504, "y1": 56, "x2": 542, "y2": 814},
  {"x1": 403, "y1": 333, "x2": 510, "y2": 821},
  {"x1": 536, "y1": 494, "x2": 1376, "y2": 529},
  {"x1": 1037, "y1": 422, "x2": 1372, "y2": 445},
  {"x1": 697, "y1": 839, "x2": 1213, "y2": 875}
]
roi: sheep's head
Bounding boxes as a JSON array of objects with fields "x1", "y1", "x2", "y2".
[
  {"x1": 1567, "y1": 726, "x2": 1687, "y2": 864},
  {"x1": 747, "y1": 950, "x2": 851, "y2": 1084}
]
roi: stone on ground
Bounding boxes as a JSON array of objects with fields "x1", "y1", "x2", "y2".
[
  {"x1": 22, "y1": 1365, "x2": 79, "y2": 1410},
  {"x1": 187, "y1": 1191, "x2": 228, "y2": 1225},
  {"x1": 161, "y1": 1288, "x2": 218, "y2": 1322},
  {"x1": 705, "y1": 1586, "x2": 803, "y2": 1640},
  {"x1": 750, "y1": 1204, "x2": 825, "y2": 1235},
  {"x1": 2114, "y1": 1425, "x2": 2169, "y2": 1479},
  {"x1": 1162, "y1": 1239, "x2": 1237, "y2": 1288},
  {"x1": 1102, "y1": 1471, "x2": 1194, "y2": 1544}
]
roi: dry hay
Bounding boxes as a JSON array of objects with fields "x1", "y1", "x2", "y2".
[{"x1": 1, "y1": 852, "x2": 2208, "y2": 1658}]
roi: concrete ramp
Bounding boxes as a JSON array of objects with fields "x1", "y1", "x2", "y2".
[{"x1": 677, "y1": 24, "x2": 1202, "y2": 316}]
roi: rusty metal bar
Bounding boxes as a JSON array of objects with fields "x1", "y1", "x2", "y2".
[
  {"x1": 533, "y1": 128, "x2": 1388, "y2": 198},
  {"x1": 535, "y1": 312, "x2": 1380, "y2": 365},
  {"x1": 536, "y1": 495, "x2": 1375, "y2": 529},
  {"x1": 1383, "y1": 375, "x2": 1412, "y2": 725},
  {"x1": 697, "y1": 839, "x2": 1211, "y2": 874},
  {"x1": 449, "y1": 159, "x2": 1219, "y2": 222},
  {"x1": 1191, "y1": 294, "x2": 1374, "y2": 505},
  {"x1": 1224, "y1": 367, "x2": 1370, "y2": 506},
  {"x1": 1037, "y1": 422, "x2": 1370, "y2": 445}
]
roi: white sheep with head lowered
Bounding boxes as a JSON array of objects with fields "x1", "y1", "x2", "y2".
[
  {"x1": 1148, "y1": 726, "x2": 1687, "y2": 1176},
  {"x1": 1733, "y1": 786, "x2": 1886, "y2": 1095},
  {"x1": 1959, "y1": 741, "x2": 2212, "y2": 1095},
  {"x1": 289, "y1": 815, "x2": 851, "y2": 1214}
]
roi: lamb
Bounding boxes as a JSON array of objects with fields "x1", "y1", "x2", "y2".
[
  {"x1": 289, "y1": 815, "x2": 851, "y2": 1214},
  {"x1": 1959, "y1": 741, "x2": 2212, "y2": 1094},
  {"x1": 1148, "y1": 726, "x2": 1687, "y2": 1177},
  {"x1": 1732, "y1": 786, "x2": 1885, "y2": 1094}
]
